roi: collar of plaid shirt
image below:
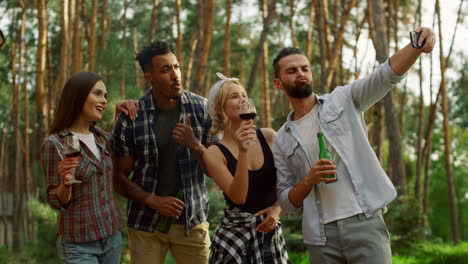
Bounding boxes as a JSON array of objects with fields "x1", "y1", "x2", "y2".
[{"x1": 210, "y1": 206, "x2": 290, "y2": 264}]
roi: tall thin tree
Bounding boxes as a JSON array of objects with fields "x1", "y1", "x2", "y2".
[
  {"x1": 435, "y1": 0, "x2": 460, "y2": 244},
  {"x1": 194, "y1": 0, "x2": 216, "y2": 94},
  {"x1": 224, "y1": 0, "x2": 232, "y2": 76},
  {"x1": 370, "y1": 0, "x2": 406, "y2": 195}
]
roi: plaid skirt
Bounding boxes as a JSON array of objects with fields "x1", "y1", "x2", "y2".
[{"x1": 209, "y1": 206, "x2": 290, "y2": 264}]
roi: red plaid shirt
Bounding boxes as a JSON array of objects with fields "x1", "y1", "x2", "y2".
[{"x1": 41, "y1": 126, "x2": 122, "y2": 243}]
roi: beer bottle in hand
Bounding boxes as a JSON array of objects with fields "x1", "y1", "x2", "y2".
[
  {"x1": 156, "y1": 190, "x2": 184, "y2": 234},
  {"x1": 317, "y1": 132, "x2": 337, "y2": 183}
]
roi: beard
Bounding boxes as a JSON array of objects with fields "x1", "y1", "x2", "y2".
[{"x1": 282, "y1": 79, "x2": 314, "y2": 98}]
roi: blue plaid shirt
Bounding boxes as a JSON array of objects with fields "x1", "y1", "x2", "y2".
[{"x1": 111, "y1": 90, "x2": 217, "y2": 233}]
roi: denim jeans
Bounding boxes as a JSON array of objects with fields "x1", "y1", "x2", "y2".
[{"x1": 57, "y1": 231, "x2": 122, "y2": 264}]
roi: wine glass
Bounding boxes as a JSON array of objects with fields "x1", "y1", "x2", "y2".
[
  {"x1": 238, "y1": 98, "x2": 257, "y2": 144},
  {"x1": 62, "y1": 134, "x2": 82, "y2": 185}
]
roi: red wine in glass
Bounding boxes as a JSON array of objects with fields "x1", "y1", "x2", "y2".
[
  {"x1": 239, "y1": 112, "x2": 256, "y2": 120},
  {"x1": 62, "y1": 134, "x2": 82, "y2": 185},
  {"x1": 238, "y1": 98, "x2": 257, "y2": 145},
  {"x1": 64, "y1": 150, "x2": 81, "y2": 158}
]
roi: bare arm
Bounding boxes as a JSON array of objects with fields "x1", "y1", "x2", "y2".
[
  {"x1": 389, "y1": 27, "x2": 436, "y2": 76},
  {"x1": 203, "y1": 121, "x2": 256, "y2": 204},
  {"x1": 112, "y1": 155, "x2": 185, "y2": 219},
  {"x1": 204, "y1": 146, "x2": 250, "y2": 204}
]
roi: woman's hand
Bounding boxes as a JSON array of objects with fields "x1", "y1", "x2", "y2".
[
  {"x1": 255, "y1": 202, "x2": 282, "y2": 233},
  {"x1": 58, "y1": 158, "x2": 78, "y2": 184},
  {"x1": 235, "y1": 120, "x2": 256, "y2": 152}
]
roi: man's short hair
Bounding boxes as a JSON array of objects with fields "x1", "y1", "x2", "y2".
[
  {"x1": 272, "y1": 47, "x2": 306, "y2": 78},
  {"x1": 135, "y1": 41, "x2": 174, "y2": 73}
]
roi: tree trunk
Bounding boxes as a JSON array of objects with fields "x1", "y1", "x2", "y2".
[
  {"x1": 56, "y1": 0, "x2": 69, "y2": 105},
  {"x1": 289, "y1": 0, "x2": 299, "y2": 48},
  {"x1": 224, "y1": 0, "x2": 232, "y2": 76},
  {"x1": 184, "y1": 36, "x2": 198, "y2": 92},
  {"x1": 68, "y1": 0, "x2": 75, "y2": 73},
  {"x1": 322, "y1": 0, "x2": 357, "y2": 92},
  {"x1": 194, "y1": 0, "x2": 216, "y2": 95},
  {"x1": 175, "y1": 0, "x2": 183, "y2": 67},
  {"x1": 72, "y1": 0, "x2": 81, "y2": 73},
  {"x1": 306, "y1": 0, "x2": 315, "y2": 61},
  {"x1": 36, "y1": 0, "x2": 49, "y2": 137},
  {"x1": 314, "y1": 0, "x2": 332, "y2": 93},
  {"x1": 133, "y1": 26, "x2": 143, "y2": 90},
  {"x1": 415, "y1": 0, "x2": 423, "y2": 206},
  {"x1": 120, "y1": 0, "x2": 129, "y2": 98},
  {"x1": 260, "y1": 0, "x2": 271, "y2": 128},
  {"x1": 149, "y1": 0, "x2": 160, "y2": 42},
  {"x1": 370, "y1": 0, "x2": 406, "y2": 196},
  {"x1": 88, "y1": 0, "x2": 98, "y2": 72},
  {"x1": 100, "y1": 0, "x2": 108, "y2": 50},
  {"x1": 246, "y1": 0, "x2": 278, "y2": 95},
  {"x1": 435, "y1": 0, "x2": 459, "y2": 244}
]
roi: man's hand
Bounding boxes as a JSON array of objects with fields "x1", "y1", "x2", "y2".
[
  {"x1": 413, "y1": 27, "x2": 436, "y2": 53},
  {"x1": 146, "y1": 195, "x2": 185, "y2": 219},
  {"x1": 172, "y1": 114, "x2": 199, "y2": 150},
  {"x1": 303, "y1": 159, "x2": 337, "y2": 188},
  {"x1": 256, "y1": 203, "x2": 281, "y2": 233},
  {"x1": 115, "y1": 100, "x2": 139, "y2": 120}
]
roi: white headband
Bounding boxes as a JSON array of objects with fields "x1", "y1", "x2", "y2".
[{"x1": 207, "y1": 72, "x2": 239, "y2": 119}]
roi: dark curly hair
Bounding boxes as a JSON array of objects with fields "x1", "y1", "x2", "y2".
[{"x1": 135, "y1": 41, "x2": 174, "y2": 73}]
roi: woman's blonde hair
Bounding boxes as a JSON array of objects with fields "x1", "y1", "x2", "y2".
[{"x1": 208, "y1": 79, "x2": 245, "y2": 136}]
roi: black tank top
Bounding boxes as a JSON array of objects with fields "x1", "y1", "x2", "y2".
[{"x1": 215, "y1": 129, "x2": 277, "y2": 213}]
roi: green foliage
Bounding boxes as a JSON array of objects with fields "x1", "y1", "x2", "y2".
[
  {"x1": 387, "y1": 196, "x2": 427, "y2": 251},
  {"x1": 207, "y1": 178, "x2": 226, "y2": 232},
  {"x1": 448, "y1": 56, "x2": 468, "y2": 129},
  {"x1": 284, "y1": 232, "x2": 306, "y2": 252},
  {"x1": 393, "y1": 242, "x2": 468, "y2": 264},
  {"x1": 0, "y1": 246, "x2": 7, "y2": 264},
  {"x1": 281, "y1": 215, "x2": 302, "y2": 234},
  {"x1": 287, "y1": 250, "x2": 309, "y2": 264}
]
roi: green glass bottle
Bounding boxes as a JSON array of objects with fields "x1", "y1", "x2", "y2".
[
  {"x1": 317, "y1": 132, "x2": 337, "y2": 183},
  {"x1": 156, "y1": 190, "x2": 184, "y2": 234}
]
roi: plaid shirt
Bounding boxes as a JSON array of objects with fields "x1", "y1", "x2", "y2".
[
  {"x1": 210, "y1": 206, "x2": 290, "y2": 264},
  {"x1": 41, "y1": 126, "x2": 123, "y2": 243},
  {"x1": 111, "y1": 90, "x2": 217, "y2": 233}
]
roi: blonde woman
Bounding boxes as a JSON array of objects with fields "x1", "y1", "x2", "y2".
[{"x1": 204, "y1": 73, "x2": 289, "y2": 264}]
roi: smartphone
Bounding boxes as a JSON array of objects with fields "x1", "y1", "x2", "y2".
[{"x1": 410, "y1": 31, "x2": 426, "y2": 49}]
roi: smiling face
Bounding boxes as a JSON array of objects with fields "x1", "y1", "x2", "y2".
[
  {"x1": 274, "y1": 54, "x2": 314, "y2": 98},
  {"x1": 221, "y1": 83, "x2": 248, "y2": 121},
  {"x1": 145, "y1": 52, "x2": 183, "y2": 101},
  {"x1": 79, "y1": 80, "x2": 107, "y2": 122}
]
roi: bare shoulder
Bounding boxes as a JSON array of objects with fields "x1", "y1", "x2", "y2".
[
  {"x1": 203, "y1": 144, "x2": 227, "y2": 178},
  {"x1": 260, "y1": 128, "x2": 277, "y2": 146},
  {"x1": 204, "y1": 144, "x2": 226, "y2": 163}
]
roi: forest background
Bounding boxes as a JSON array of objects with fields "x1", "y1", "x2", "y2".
[{"x1": 0, "y1": 0, "x2": 467, "y2": 263}]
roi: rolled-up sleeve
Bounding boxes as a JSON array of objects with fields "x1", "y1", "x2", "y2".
[
  {"x1": 350, "y1": 59, "x2": 407, "y2": 111},
  {"x1": 272, "y1": 137, "x2": 302, "y2": 213},
  {"x1": 41, "y1": 139, "x2": 69, "y2": 210},
  {"x1": 111, "y1": 113, "x2": 134, "y2": 157}
]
